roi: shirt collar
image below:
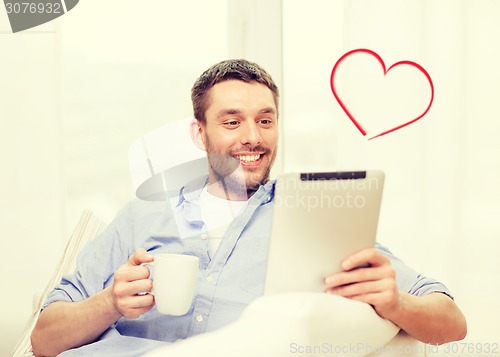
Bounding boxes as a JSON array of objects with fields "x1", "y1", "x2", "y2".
[
  {"x1": 150, "y1": 176, "x2": 276, "y2": 235},
  {"x1": 178, "y1": 176, "x2": 275, "y2": 206}
]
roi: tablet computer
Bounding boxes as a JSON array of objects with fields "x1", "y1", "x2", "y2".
[{"x1": 263, "y1": 170, "x2": 385, "y2": 295}]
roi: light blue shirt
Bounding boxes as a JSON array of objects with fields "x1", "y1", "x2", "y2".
[{"x1": 44, "y1": 176, "x2": 451, "y2": 356}]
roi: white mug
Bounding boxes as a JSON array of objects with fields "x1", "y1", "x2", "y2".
[{"x1": 148, "y1": 253, "x2": 199, "y2": 316}]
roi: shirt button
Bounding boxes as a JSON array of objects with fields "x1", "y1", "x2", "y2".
[
  {"x1": 200, "y1": 234, "x2": 208, "y2": 240},
  {"x1": 195, "y1": 315, "x2": 203, "y2": 323},
  {"x1": 206, "y1": 275, "x2": 213, "y2": 282}
]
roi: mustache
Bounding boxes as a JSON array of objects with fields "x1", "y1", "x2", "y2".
[{"x1": 229, "y1": 145, "x2": 270, "y2": 155}]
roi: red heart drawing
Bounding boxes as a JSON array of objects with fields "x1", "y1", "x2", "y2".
[{"x1": 330, "y1": 48, "x2": 434, "y2": 140}]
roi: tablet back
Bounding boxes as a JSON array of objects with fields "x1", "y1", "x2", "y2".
[{"x1": 264, "y1": 170, "x2": 385, "y2": 295}]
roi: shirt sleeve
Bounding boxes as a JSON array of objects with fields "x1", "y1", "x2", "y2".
[
  {"x1": 43, "y1": 203, "x2": 135, "y2": 309},
  {"x1": 375, "y1": 242, "x2": 453, "y2": 299}
]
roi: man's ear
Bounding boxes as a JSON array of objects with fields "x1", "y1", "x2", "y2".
[{"x1": 190, "y1": 119, "x2": 206, "y2": 151}]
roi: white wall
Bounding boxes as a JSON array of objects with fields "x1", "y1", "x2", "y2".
[
  {"x1": 0, "y1": 1, "x2": 228, "y2": 355},
  {"x1": 0, "y1": 11, "x2": 65, "y2": 356},
  {"x1": 60, "y1": 0, "x2": 229, "y2": 233}
]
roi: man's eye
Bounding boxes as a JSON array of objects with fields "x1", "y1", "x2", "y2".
[{"x1": 226, "y1": 121, "x2": 239, "y2": 126}]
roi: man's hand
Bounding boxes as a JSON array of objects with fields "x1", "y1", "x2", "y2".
[
  {"x1": 112, "y1": 248, "x2": 155, "y2": 319},
  {"x1": 324, "y1": 247, "x2": 467, "y2": 344},
  {"x1": 324, "y1": 248, "x2": 400, "y2": 320},
  {"x1": 32, "y1": 248, "x2": 155, "y2": 356}
]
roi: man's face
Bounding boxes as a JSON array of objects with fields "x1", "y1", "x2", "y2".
[{"x1": 200, "y1": 80, "x2": 278, "y2": 196}]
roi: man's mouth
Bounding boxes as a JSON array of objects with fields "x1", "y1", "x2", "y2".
[{"x1": 234, "y1": 153, "x2": 263, "y2": 165}]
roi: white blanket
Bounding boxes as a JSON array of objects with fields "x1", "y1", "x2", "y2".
[{"x1": 143, "y1": 292, "x2": 400, "y2": 357}]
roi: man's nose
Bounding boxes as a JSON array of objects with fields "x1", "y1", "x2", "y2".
[{"x1": 240, "y1": 121, "x2": 262, "y2": 146}]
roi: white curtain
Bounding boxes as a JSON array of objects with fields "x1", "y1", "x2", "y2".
[{"x1": 282, "y1": 0, "x2": 500, "y2": 342}]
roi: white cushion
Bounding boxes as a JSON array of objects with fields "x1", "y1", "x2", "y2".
[{"x1": 144, "y1": 292, "x2": 400, "y2": 357}]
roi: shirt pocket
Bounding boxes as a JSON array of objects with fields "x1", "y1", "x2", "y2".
[{"x1": 228, "y1": 234, "x2": 269, "y2": 299}]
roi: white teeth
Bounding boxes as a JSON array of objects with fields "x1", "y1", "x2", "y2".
[{"x1": 238, "y1": 154, "x2": 260, "y2": 162}]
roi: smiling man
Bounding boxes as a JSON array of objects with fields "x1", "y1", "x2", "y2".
[
  {"x1": 191, "y1": 77, "x2": 279, "y2": 200},
  {"x1": 31, "y1": 59, "x2": 465, "y2": 357}
]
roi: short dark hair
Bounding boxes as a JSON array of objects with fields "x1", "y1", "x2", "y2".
[{"x1": 191, "y1": 59, "x2": 279, "y2": 124}]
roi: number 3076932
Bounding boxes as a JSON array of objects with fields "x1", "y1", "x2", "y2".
[{"x1": 5, "y1": 2, "x2": 62, "y2": 14}]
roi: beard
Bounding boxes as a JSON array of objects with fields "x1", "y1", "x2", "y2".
[{"x1": 204, "y1": 135, "x2": 277, "y2": 197}]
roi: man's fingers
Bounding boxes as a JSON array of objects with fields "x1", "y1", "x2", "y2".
[
  {"x1": 116, "y1": 294, "x2": 154, "y2": 309},
  {"x1": 112, "y1": 249, "x2": 155, "y2": 319},
  {"x1": 115, "y1": 295, "x2": 155, "y2": 319},
  {"x1": 324, "y1": 266, "x2": 378, "y2": 288},
  {"x1": 324, "y1": 264, "x2": 394, "y2": 288},
  {"x1": 327, "y1": 277, "x2": 394, "y2": 296},
  {"x1": 127, "y1": 248, "x2": 154, "y2": 266},
  {"x1": 114, "y1": 276, "x2": 153, "y2": 297},
  {"x1": 114, "y1": 265, "x2": 151, "y2": 283},
  {"x1": 341, "y1": 248, "x2": 388, "y2": 270}
]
